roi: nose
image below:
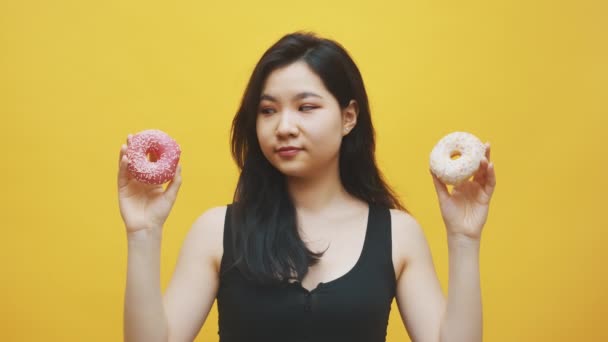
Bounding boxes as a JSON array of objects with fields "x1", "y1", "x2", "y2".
[{"x1": 275, "y1": 111, "x2": 299, "y2": 137}]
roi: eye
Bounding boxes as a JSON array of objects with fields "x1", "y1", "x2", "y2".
[
  {"x1": 300, "y1": 105, "x2": 317, "y2": 112},
  {"x1": 259, "y1": 107, "x2": 275, "y2": 115}
]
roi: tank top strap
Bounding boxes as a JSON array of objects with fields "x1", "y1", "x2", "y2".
[
  {"x1": 220, "y1": 203, "x2": 235, "y2": 275},
  {"x1": 359, "y1": 202, "x2": 394, "y2": 281}
]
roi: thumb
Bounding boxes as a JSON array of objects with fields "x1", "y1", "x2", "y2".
[
  {"x1": 430, "y1": 169, "x2": 449, "y2": 202},
  {"x1": 118, "y1": 154, "x2": 130, "y2": 189},
  {"x1": 164, "y1": 164, "x2": 182, "y2": 203}
]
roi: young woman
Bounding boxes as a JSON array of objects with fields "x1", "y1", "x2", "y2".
[{"x1": 118, "y1": 31, "x2": 496, "y2": 342}]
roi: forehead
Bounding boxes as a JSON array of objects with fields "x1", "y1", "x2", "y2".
[{"x1": 260, "y1": 61, "x2": 329, "y2": 100}]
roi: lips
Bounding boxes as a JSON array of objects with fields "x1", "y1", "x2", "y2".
[
  {"x1": 276, "y1": 146, "x2": 302, "y2": 157},
  {"x1": 277, "y1": 146, "x2": 301, "y2": 152}
]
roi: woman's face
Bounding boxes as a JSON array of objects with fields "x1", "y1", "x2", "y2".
[{"x1": 256, "y1": 61, "x2": 358, "y2": 179}]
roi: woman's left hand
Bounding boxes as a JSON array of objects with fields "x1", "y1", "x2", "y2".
[{"x1": 430, "y1": 142, "x2": 496, "y2": 241}]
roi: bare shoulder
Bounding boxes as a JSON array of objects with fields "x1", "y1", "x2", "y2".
[
  {"x1": 389, "y1": 209, "x2": 430, "y2": 279},
  {"x1": 186, "y1": 205, "x2": 228, "y2": 273},
  {"x1": 192, "y1": 205, "x2": 228, "y2": 229}
]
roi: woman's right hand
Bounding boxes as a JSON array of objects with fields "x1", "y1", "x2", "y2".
[{"x1": 117, "y1": 134, "x2": 183, "y2": 235}]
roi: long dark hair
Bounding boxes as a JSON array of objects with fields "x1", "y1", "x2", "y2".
[{"x1": 227, "y1": 31, "x2": 406, "y2": 286}]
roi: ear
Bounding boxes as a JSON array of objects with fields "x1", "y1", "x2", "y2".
[{"x1": 342, "y1": 99, "x2": 359, "y2": 136}]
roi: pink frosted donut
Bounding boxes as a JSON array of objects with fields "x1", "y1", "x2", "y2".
[
  {"x1": 429, "y1": 132, "x2": 486, "y2": 185},
  {"x1": 126, "y1": 129, "x2": 181, "y2": 185}
]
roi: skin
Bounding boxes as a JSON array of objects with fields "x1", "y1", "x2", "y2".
[{"x1": 118, "y1": 60, "x2": 496, "y2": 342}]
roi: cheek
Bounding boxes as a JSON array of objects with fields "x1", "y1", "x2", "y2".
[
  {"x1": 256, "y1": 122, "x2": 279, "y2": 163},
  {"x1": 307, "y1": 121, "x2": 343, "y2": 150},
  {"x1": 312, "y1": 113, "x2": 342, "y2": 139},
  {"x1": 256, "y1": 120, "x2": 271, "y2": 146}
]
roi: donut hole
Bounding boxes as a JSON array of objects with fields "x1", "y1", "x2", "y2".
[
  {"x1": 146, "y1": 149, "x2": 160, "y2": 163},
  {"x1": 450, "y1": 150, "x2": 462, "y2": 160}
]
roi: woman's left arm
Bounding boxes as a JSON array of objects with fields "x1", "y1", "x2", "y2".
[{"x1": 431, "y1": 142, "x2": 496, "y2": 342}]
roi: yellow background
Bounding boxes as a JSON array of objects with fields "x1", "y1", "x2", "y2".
[{"x1": 1, "y1": 0, "x2": 606, "y2": 341}]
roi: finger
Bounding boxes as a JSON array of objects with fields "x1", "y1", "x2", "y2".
[
  {"x1": 473, "y1": 157, "x2": 488, "y2": 184},
  {"x1": 485, "y1": 142, "x2": 491, "y2": 163},
  {"x1": 484, "y1": 162, "x2": 496, "y2": 197},
  {"x1": 430, "y1": 169, "x2": 449, "y2": 202},
  {"x1": 118, "y1": 144, "x2": 127, "y2": 165},
  {"x1": 118, "y1": 154, "x2": 130, "y2": 189},
  {"x1": 127, "y1": 134, "x2": 132, "y2": 145},
  {"x1": 164, "y1": 164, "x2": 182, "y2": 203}
]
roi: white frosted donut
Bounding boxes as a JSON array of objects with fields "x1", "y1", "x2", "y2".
[
  {"x1": 126, "y1": 129, "x2": 181, "y2": 185},
  {"x1": 429, "y1": 132, "x2": 486, "y2": 185}
]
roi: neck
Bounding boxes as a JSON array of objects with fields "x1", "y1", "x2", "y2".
[{"x1": 286, "y1": 163, "x2": 351, "y2": 215}]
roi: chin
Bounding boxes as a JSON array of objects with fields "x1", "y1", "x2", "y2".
[{"x1": 274, "y1": 165, "x2": 309, "y2": 178}]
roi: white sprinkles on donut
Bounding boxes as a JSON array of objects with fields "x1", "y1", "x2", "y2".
[
  {"x1": 430, "y1": 131, "x2": 486, "y2": 185},
  {"x1": 126, "y1": 129, "x2": 181, "y2": 185}
]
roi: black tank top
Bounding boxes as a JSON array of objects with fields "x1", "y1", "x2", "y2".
[{"x1": 216, "y1": 202, "x2": 396, "y2": 342}]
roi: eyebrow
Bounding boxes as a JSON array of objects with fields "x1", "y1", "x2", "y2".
[{"x1": 260, "y1": 92, "x2": 323, "y2": 102}]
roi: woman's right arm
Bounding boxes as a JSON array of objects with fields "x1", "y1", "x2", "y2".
[{"x1": 118, "y1": 136, "x2": 224, "y2": 342}]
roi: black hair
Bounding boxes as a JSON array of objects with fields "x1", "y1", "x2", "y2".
[{"x1": 227, "y1": 31, "x2": 407, "y2": 286}]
